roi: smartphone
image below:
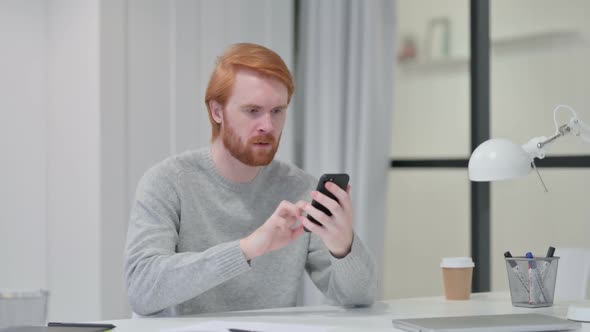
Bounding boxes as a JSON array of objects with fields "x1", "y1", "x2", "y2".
[{"x1": 304, "y1": 173, "x2": 350, "y2": 232}]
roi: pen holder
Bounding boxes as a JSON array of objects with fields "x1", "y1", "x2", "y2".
[
  {"x1": 505, "y1": 257, "x2": 559, "y2": 308},
  {"x1": 0, "y1": 290, "x2": 48, "y2": 327}
]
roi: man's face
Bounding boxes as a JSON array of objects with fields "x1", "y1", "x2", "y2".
[{"x1": 219, "y1": 69, "x2": 288, "y2": 166}]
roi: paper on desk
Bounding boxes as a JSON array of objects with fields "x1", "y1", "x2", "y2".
[{"x1": 162, "y1": 320, "x2": 330, "y2": 332}]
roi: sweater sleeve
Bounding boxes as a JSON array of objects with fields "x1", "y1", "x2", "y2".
[
  {"x1": 124, "y1": 164, "x2": 251, "y2": 316},
  {"x1": 305, "y1": 232, "x2": 376, "y2": 306}
]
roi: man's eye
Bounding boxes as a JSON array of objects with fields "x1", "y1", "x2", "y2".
[
  {"x1": 248, "y1": 109, "x2": 259, "y2": 114},
  {"x1": 272, "y1": 109, "x2": 283, "y2": 114}
]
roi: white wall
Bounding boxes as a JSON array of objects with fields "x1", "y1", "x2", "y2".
[
  {"x1": 100, "y1": 0, "x2": 129, "y2": 319},
  {"x1": 1, "y1": 0, "x2": 104, "y2": 321},
  {"x1": 391, "y1": 0, "x2": 470, "y2": 159},
  {"x1": 46, "y1": 0, "x2": 102, "y2": 320},
  {"x1": 0, "y1": 0, "x2": 48, "y2": 293},
  {"x1": 0, "y1": 0, "x2": 294, "y2": 321}
]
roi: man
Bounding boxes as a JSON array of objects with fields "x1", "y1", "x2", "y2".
[{"x1": 125, "y1": 43, "x2": 376, "y2": 316}]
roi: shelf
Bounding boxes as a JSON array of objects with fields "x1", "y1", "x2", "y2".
[
  {"x1": 398, "y1": 56, "x2": 469, "y2": 72},
  {"x1": 492, "y1": 29, "x2": 582, "y2": 52},
  {"x1": 398, "y1": 29, "x2": 583, "y2": 72}
]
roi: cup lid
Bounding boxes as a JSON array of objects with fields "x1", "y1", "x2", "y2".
[{"x1": 441, "y1": 257, "x2": 474, "y2": 268}]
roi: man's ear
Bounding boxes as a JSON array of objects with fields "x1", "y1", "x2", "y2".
[{"x1": 209, "y1": 100, "x2": 223, "y2": 124}]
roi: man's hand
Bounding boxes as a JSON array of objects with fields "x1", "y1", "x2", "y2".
[
  {"x1": 301, "y1": 183, "x2": 354, "y2": 258},
  {"x1": 240, "y1": 200, "x2": 307, "y2": 261}
]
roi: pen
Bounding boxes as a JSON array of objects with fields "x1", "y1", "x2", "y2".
[
  {"x1": 48, "y1": 322, "x2": 116, "y2": 330},
  {"x1": 504, "y1": 251, "x2": 529, "y2": 292},
  {"x1": 540, "y1": 246, "x2": 556, "y2": 281},
  {"x1": 525, "y1": 252, "x2": 535, "y2": 304},
  {"x1": 526, "y1": 252, "x2": 548, "y2": 304},
  {"x1": 546, "y1": 246, "x2": 555, "y2": 257}
]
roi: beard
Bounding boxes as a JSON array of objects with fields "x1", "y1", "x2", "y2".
[{"x1": 221, "y1": 120, "x2": 281, "y2": 167}]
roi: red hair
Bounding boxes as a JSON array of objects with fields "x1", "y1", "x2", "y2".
[{"x1": 205, "y1": 43, "x2": 294, "y2": 140}]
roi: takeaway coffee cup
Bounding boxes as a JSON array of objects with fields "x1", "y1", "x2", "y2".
[{"x1": 441, "y1": 257, "x2": 474, "y2": 300}]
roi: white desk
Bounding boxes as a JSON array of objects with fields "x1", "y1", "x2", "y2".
[{"x1": 102, "y1": 292, "x2": 589, "y2": 332}]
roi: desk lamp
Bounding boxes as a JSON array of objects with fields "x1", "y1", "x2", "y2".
[
  {"x1": 468, "y1": 105, "x2": 590, "y2": 191},
  {"x1": 468, "y1": 105, "x2": 590, "y2": 322}
]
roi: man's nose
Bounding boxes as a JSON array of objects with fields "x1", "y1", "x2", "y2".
[{"x1": 257, "y1": 113, "x2": 274, "y2": 133}]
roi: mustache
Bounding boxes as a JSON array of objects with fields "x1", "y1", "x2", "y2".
[{"x1": 248, "y1": 134, "x2": 276, "y2": 144}]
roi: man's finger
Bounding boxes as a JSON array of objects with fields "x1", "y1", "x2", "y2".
[
  {"x1": 310, "y1": 191, "x2": 340, "y2": 217},
  {"x1": 295, "y1": 200, "x2": 307, "y2": 215},
  {"x1": 301, "y1": 217, "x2": 327, "y2": 237},
  {"x1": 325, "y1": 182, "x2": 352, "y2": 211},
  {"x1": 304, "y1": 202, "x2": 333, "y2": 227},
  {"x1": 276, "y1": 200, "x2": 299, "y2": 218},
  {"x1": 285, "y1": 214, "x2": 299, "y2": 227},
  {"x1": 325, "y1": 181, "x2": 347, "y2": 200},
  {"x1": 290, "y1": 224, "x2": 305, "y2": 240}
]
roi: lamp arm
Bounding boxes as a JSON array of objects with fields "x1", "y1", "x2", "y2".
[
  {"x1": 520, "y1": 105, "x2": 589, "y2": 193},
  {"x1": 528, "y1": 105, "x2": 590, "y2": 157},
  {"x1": 523, "y1": 136, "x2": 550, "y2": 159},
  {"x1": 569, "y1": 117, "x2": 590, "y2": 144},
  {"x1": 536, "y1": 124, "x2": 570, "y2": 150},
  {"x1": 550, "y1": 104, "x2": 590, "y2": 143},
  {"x1": 536, "y1": 117, "x2": 590, "y2": 148}
]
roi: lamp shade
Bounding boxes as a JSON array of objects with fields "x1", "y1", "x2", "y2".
[{"x1": 468, "y1": 138, "x2": 533, "y2": 181}]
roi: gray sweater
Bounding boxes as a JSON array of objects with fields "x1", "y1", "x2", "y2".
[{"x1": 124, "y1": 148, "x2": 376, "y2": 316}]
